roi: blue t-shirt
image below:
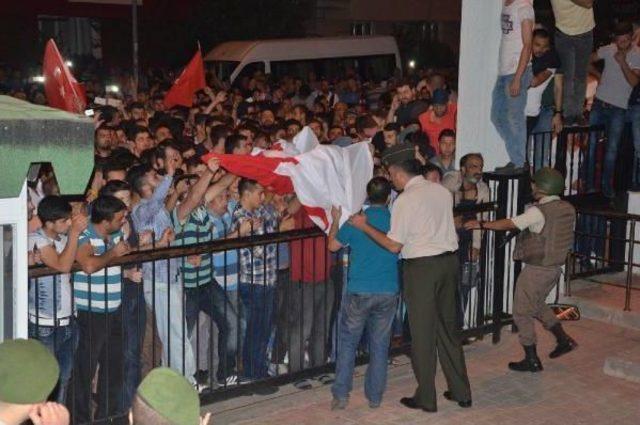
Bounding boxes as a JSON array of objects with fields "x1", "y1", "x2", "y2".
[{"x1": 337, "y1": 205, "x2": 399, "y2": 294}]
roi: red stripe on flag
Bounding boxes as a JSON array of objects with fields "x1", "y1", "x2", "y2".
[{"x1": 201, "y1": 152, "x2": 298, "y2": 194}]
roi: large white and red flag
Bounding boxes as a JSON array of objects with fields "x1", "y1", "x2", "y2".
[
  {"x1": 164, "y1": 48, "x2": 206, "y2": 108},
  {"x1": 43, "y1": 39, "x2": 86, "y2": 114},
  {"x1": 202, "y1": 127, "x2": 373, "y2": 231}
]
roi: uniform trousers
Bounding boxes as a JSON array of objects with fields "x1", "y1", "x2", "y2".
[
  {"x1": 513, "y1": 264, "x2": 561, "y2": 346},
  {"x1": 403, "y1": 253, "x2": 471, "y2": 410}
]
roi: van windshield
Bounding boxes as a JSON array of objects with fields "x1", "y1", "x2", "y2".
[{"x1": 210, "y1": 61, "x2": 240, "y2": 81}]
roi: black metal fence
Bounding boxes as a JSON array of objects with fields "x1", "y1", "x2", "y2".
[
  {"x1": 27, "y1": 198, "x2": 525, "y2": 424},
  {"x1": 526, "y1": 124, "x2": 636, "y2": 198},
  {"x1": 567, "y1": 208, "x2": 640, "y2": 311}
]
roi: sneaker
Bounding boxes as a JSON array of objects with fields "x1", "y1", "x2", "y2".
[
  {"x1": 331, "y1": 397, "x2": 348, "y2": 410},
  {"x1": 224, "y1": 375, "x2": 239, "y2": 386}
]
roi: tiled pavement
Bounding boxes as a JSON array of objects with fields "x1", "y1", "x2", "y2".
[{"x1": 205, "y1": 319, "x2": 640, "y2": 425}]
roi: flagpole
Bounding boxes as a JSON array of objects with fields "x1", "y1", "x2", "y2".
[{"x1": 132, "y1": 0, "x2": 139, "y2": 98}]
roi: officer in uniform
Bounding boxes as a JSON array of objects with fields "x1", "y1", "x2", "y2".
[
  {"x1": 465, "y1": 167, "x2": 578, "y2": 372},
  {"x1": 130, "y1": 367, "x2": 210, "y2": 425},
  {"x1": 350, "y1": 143, "x2": 472, "y2": 412}
]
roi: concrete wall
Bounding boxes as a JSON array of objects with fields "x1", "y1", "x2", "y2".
[{"x1": 457, "y1": 0, "x2": 507, "y2": 170}]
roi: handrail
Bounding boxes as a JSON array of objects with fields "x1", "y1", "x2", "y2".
[
  {"x1": 28, "y1": 227, "x2": 324, "y2": 278},
  {"x1": 29, "y1": 203, "x2": 498, "y2": 279}
]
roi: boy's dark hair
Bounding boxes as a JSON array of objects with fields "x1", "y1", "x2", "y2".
[
  {"x1": 422, "y1": 162, "x2": 443, "y2": 179},
  {"x1": 383, "y1": 123, "x2": 401, "y2": 133},
  {"x1": 613, "y1": 21, "x2": 633, "y2": 37},
  {"x1": 126, "y1": 164, "x2": 153, "y2": 196},
  {"x1": 238, "y1": 178, "x2": 259, "y2": 197},
  {"x1": 37, "y1": 195, "x2": 72, "y2": 225},
  {"x1": 155, "y1": 139, "x2": 181, "y2": 160},
  {"x1": 284, "y1": 119, "x2": 302, "y2": 129},
  {"x1": 533, "y1": 28, "x2": 551, "y2": 40},
  {"x1": 99, "y1": 180, "x2": 131, "y2": 198},
  {"x1": 225, "y1": 134, "x2": 248, "y2": 154},
  {"x1": 128, "y1": 102, "x2": 145, "y2": 112},
  {"x1": 355, "y1": 114, "x2": 378, "y2": 134},
  {"x1": 438, "y1": 128, "x2": 456, "y2": 141},
  {"x1": 102, "y1": 160, "x2": 129, "y2": 178},
  {"x1": 367, "y1": 177, "x2": 392, "y2": 205},
  {"x1": 127, "y1": 125, "x2": 151, "y2": 142},
  {"x1": 91, "y1": 195, "x2": 127, "y2": 224}
]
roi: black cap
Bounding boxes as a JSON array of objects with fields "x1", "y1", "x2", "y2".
[{"x1": 382, "y1": 143, "x2": 415, "y2": 167}]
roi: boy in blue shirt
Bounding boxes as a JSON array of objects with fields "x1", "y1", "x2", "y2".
[{"x1": 328, "y1": 177, "x2": 399, "y2": 410}]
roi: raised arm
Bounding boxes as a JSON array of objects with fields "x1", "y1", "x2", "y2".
[
  {"x1": 175, "y1": 159, "x2": 219, "y2": 223},
  {"x1": 38, "y1": 215, "x2": 88, "y2": 273}
]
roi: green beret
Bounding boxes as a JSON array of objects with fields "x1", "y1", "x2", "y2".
[
  {"x1": 137, "y1": 368, "x2": 200, "y2": 425},
  {"x1": 0, "y1": 339, "x2": 59, "y2": 404},
  {"x1": 382, "y1": 143, "x2": 416, "y2": 167}
]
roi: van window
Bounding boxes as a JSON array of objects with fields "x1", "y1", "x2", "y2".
[
  {"x1": 210, "y1": 61, "x2": 240, "y2": 81},
  {"x1": 235, "y1": 62, "x2": 266, "y2": 81},
  {"x1": 270, "y1": 54, "x2": 396, "y2": 82}
]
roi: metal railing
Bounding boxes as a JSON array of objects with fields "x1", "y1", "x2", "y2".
[
  {"x1": 567, "y1": 208, "x2": 640, "y2": 311},
  {"x1": 27, "y1": 200, "x2": 522, "y2": 424}
]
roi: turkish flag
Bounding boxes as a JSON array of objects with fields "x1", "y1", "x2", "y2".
[
  {"x1": 43, "y1": 39, "x2": 86, "y2": 114},
  {"x1": 201, "y1": 134, "x2": 373, "y2": 232},
  {"x1": 164, "y1": 50, "x2": 206, "y2": 109}
]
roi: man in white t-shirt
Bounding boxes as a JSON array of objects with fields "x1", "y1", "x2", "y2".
[
  {"x1": 585, "y1": 21, "x2": 640, "y2": 198},
  {"x1": 491, "y1": 0, "x2": 535, "y2": 171}
]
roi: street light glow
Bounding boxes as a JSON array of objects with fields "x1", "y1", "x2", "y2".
[
  {"x1": 65, "y1": 60, "x2": 73, "y2": 68},
  {"x1": 31, "y1": 75, "x2": 45, "y2": 83},
  {"x1": 408, "y1": 60, "x2": 416, "y2": 69},
  {"x1": 106, "y1": 85, "x2": 120, "y2": 93}
]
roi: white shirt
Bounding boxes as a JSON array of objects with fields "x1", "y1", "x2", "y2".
[
  {"x1": 595, "y1": 44, "x2": 640, "y2": 109},
  {"x1": 388, "y1": 176, "x2": 458, "y2": 258},
  {"x1": 499, "y1": 0, "x2": 535, "y2": 76},
  {"x1": 526, "y1": 68, "x2": 556, "y2": 117},
  {"x1": 511, "y1": 195, "x2": 560, "y2": 234}
]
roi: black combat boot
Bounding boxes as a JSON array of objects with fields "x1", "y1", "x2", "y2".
[
  {"x1": 508, "y1": 344, "x2": 543, "y2": 372},
  {"x1": 549, "y1": 323, "x2": 578, "y2": 359}
]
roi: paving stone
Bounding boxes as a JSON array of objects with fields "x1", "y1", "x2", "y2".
[{"x1": 206, "y1": 319, "x2": 640, "y2": 424}]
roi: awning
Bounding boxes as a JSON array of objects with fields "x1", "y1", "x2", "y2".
[{"x1": 0, "y1": 95, "x2": 94, "y2": 198}]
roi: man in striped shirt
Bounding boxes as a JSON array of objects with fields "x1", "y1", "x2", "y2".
[
  {"x1": 170, "y1": 158, "x2": 238, "y2": 384},
  {"x1": 72, "y1": 195, "x2": 130, "y2": 423}
]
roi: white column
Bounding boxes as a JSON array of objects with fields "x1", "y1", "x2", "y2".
[
  {"x1": 457, "y1": 0, "x2": 507, "y2": 170},
  {"x1": 0, "y1": 181, "x2": 29, "y2": 340}
]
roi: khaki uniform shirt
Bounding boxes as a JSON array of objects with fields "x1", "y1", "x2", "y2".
[{"x1": 388, "y1": 176, "x2": 458, "y2": 258}]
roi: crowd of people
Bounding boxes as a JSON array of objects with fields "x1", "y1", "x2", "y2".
[{"x1": 3, "y1": 1, "x2": 640, "y2": 424}]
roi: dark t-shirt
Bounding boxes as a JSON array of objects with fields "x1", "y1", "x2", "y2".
[
  {"x1": 395, "y1": 100, "x2": 430, "y2": 127},
  {"x1": 532, "y1": 49, "x2": 561, "y2": 76}
]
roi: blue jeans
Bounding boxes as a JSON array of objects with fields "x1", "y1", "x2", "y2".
[
  {"x1": 185, "y1": 282, "x2": 241, "y2": 380},
  {"x1": 586, "y1": 99, "x2": 627, "y2": 197},
  {"x1": 332, "y1": 293, "x2": 399, "y2": 405},
  {"x1": 530, "y1": 106, "x2": 555, "y2": 170},
  {"x1": 122, "y1": 281, "x2": 146, "y2": 409},
  {"x1": 491, "y1": 68, "x2": 533, "y2": 167},
  {"x1": 239, "y1": 283, "x2": 275, "y2": 379},
  {"x1": 629, "y1": 104, "x2": 640, "y2": 185},
  {"x1": 29, "y1": 320, "x2": 79, "y2": 404}
]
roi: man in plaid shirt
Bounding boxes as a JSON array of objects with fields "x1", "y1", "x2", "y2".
[{"x1": 231, "y1": 178, "x2": 279, "y2": 379}]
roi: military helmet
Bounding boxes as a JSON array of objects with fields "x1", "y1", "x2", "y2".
[{"x1": 532, "y1": 167, "x2": 564, "y2": 196}]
